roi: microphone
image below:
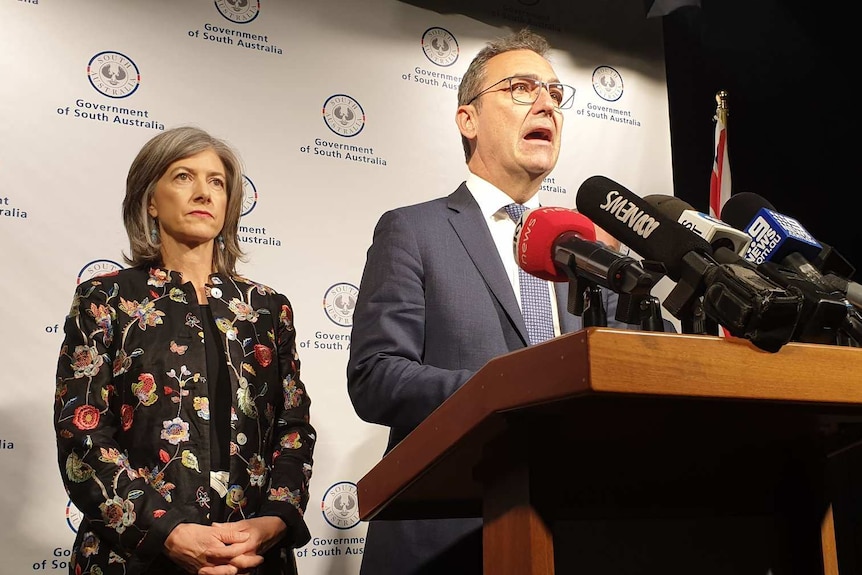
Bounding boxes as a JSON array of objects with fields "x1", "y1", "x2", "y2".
[
  {"x1": 720, "y1": 193, "x2": 822, "y2": 266},
  {"x1": 574, "y1": 176, "x2": 713, "y2": 282},
  {"x1": 722, "y1": 192, "x2": 862, "y2": 313},
  {"x1": 643, "y1": 194, "x2": 752, "y2": 256},
  {"x1": 756, "y1": 260, "x2": 861, "y2": 345},
  {"x1": 577, "y1": 175, "x2": 803, "y2": 352},
  {"x1": 645, "y1": 193, "x2": 857, "y2": 345},
  {"x1": 513, "y1": 206, "x2": 664, "y2": 327},
  {"x1": 722, "y1": 192, "x2": 856, "y2": 280},
  {"x1": 640, "y1": 194, "x2": 735, "y2": 334},
  {"x1": 514, "y1": 207, "x2": 659, "y2": 291}
]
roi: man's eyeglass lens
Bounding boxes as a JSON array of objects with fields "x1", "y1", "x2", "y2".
[{"x1": 484, "y1": 77, "x2": 575, "y2": 109}]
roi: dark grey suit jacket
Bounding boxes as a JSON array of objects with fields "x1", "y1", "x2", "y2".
[{"x1": 347, "y1": 183, "x2": 632, "y2": 575}]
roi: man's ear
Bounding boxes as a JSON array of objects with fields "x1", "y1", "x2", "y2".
[{"x1": 455, "y1": 105, "x2": 477, "y2": 140}]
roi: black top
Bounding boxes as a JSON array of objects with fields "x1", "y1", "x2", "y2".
[{"x1": 201, "y1": 304, "x2": 231, "y2": 520}]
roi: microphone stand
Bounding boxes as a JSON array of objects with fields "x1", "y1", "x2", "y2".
[
  {"x1": 678, "y1": 297, "x2": 719, "y2": 336},
  {"x1": 839, "y1": 310, "x2": 862, "y2": 347},
  {"x1": 582, "y1": 283, "x2": 607, "y2": 328},
  {"x1": 638, "y1": 296, "x2": 665, "y2": 332},
  {"x1": 614, "y1": 292, "x2": 665, "y2": 332},
  {"x1": 565, "y1": 278, "x2": 607, "y2": 328},
  {"x1": 562, "y1": 259, "x2": 667, "y2": 331}
]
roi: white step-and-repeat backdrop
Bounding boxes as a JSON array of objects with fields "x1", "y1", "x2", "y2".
[{"x1": 0, "y1": 1, "x2": 673, "y2": 573}]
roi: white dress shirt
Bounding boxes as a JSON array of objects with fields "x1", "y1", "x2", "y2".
[{"x1": 465, "y1": 173, "x2": 561, "y2": 337}]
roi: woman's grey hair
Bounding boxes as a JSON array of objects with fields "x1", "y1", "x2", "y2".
[
  {"x1": 121, "y1": 126, "x2": 246, "y2": 276},
  {"x1": 457, "y1": 28, "x2": 552, "y2": 162}
]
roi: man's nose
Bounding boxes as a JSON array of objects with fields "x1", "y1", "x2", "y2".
[{"x1": 533, "y1": 84, "x2": 557, "y2": 113}]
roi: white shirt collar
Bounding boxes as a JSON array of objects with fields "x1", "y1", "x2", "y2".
[{"x1": 466, "y1": 173, "x2": 540, "y2": 220}]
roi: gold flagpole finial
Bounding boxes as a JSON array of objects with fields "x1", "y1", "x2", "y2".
[
  {"x1": 714, "y1": 90, "x2": 729, "y2": 124},
  {"x1": 715, "y1": 90, "x2": 729, "y2": 111}
]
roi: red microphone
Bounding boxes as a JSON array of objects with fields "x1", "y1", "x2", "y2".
[
  {"x1": 514, "y1": 207, "x2": 596, "y2": 281},
  {"x1": 513, "y1": 206, "x2": 660, "y2": 294}
]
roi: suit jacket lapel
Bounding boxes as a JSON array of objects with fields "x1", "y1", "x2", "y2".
[{"x1": 447, "y1": 183, "x2": 529, "y2": 345}]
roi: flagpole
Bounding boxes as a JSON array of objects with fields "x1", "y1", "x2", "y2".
[
  {"x1": 709, "y1": 90, "x2": 731, "y2": 219},
  {"x1": 714, "y1": 90, "x2": 730, "y2": 139},
  {"x1": 715, "y1": 89, "x2": 729, "y2": 114},
  {"x1": 710, "y1": 90, "x2": 732, "y2": 339}
]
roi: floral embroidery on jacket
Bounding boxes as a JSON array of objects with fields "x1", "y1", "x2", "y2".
[{"x1": 54, "y1": 267, "x2": 315, "y2": 574}]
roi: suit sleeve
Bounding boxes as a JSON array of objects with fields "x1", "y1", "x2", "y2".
[{"x1": 347, "y1": 209, "x2": 474, "y2": 433}]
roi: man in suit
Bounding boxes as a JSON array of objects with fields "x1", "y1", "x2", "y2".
[{"x1": 346, "y1": 28, "x2": 631, "y2": 574}]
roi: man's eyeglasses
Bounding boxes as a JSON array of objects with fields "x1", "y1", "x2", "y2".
[{"x1": 467, "y1": 76, "x2": 576, "y2": 110}]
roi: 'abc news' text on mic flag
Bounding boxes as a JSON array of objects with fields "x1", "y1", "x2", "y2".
[{"x1": 710, "y1": 90, "x2": 731, "y2": 219}]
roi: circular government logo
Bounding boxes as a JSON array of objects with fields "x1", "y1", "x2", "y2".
[
  {"x1": 421, "y1": 27, "x2": 459, "y2": 67},
  {"x1": 321, "y1": 481, "x2": 360, "y2": 530},
  {"x1": 66, "y1": 500, "x2": 84, "y2": 533},
  {"x1": 77, "y1": 259, "x2": 123, "y2": 284},
  {"x1": 214, "y1": 0, "x2": 260, "y2": 24},
  {"x1": 87, "y1": 51, "x2": 141, "y2": 99},
  {"x1": 322, "y1": 95, "x2": 365, "y2": 138},
  {"x1": 592, "y1": 65, "x2": 624, "y2": 102},
  {"x1": 323, "y1": 283, "x2": 358, "y2": 327},
  {"x1": 241, "y1": 174, "x2": 258, "y2": 216}
]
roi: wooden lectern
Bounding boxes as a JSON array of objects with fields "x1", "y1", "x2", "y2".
[{"x1": 356, "y1": 328, "x2": 862, "y2": 574}]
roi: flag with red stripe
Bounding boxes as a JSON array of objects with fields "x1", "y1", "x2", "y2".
[
  {"x1": 709, "y1": 95, "x2": 731, "y2": 219},
  {"x1": 710, "y1": 93, "x2": 732, "y2": 338}
]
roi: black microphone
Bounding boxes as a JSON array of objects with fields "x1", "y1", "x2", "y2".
[
  {"x1": 649, "y1": 194, "x2": 857, "y2": 345},
  {"x1": 721, "y1": 192, "x2": 821, "y2": 265},
  {"x1": 722, "y1": 192, "x2": 862, "y2": 314},
  {"x1": 756, "y1": 260, "x2": 861, "y2": 345},
  {"x1": 575, "y1": 176, "x2": 713, "y2": 281},
  {"x1": 722, "y1": 192, "x2": 856, "y2": 278},
  {"x1": 577, "y1": 175, "x2": 803, "y2": 352},
  {"x1": 642, "y1": 195, "x2": 742, "y2": 335}
]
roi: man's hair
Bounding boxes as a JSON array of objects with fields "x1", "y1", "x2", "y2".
[
  {"x1": 121, "y1": 125, "x2": 247, "y2": 276},
  {"x1": 457, "y1": 28, "x2": 552, "y2": 161}
]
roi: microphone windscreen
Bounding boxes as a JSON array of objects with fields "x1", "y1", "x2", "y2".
[
  {"x1": 719, "y1": 192, "x2": 822, "y2": 264},
  {"x1": 721, "y1": 192, "x2": 776, "y2": 231},
  {"x1": 514, "y1": 207, "x2": 596, "y2": 282},
  {"x1": 723, "y1": 193, "x2": 853, "y2": 278},
  {"x1": 742, "y1": 208, "x2": 822, "y2": 264},
  {"x1": 642, "y1": 194, "x2": 694, "y2": 220},
  {"x1": 576, "y1": 175, "x2": 712, "y2": 280}
]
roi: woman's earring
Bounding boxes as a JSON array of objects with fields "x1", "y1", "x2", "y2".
[
  {"x1": 150, "y1": 221, "x2": 159, "y2": 243},
  {"x1": 217, "y1": 234, "x2": 225, "y2": 251}
]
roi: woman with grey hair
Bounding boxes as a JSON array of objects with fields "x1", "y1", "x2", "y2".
[{"x1": 54, "y1": 126, "x2": 315, "y2": 574}]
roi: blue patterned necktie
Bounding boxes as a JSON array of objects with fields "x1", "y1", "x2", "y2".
[{"x1": 504, "y1": 203, "x2": 555, "y2": 345}]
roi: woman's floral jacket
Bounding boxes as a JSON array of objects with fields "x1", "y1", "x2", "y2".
[{"x1": 54, "y1": 266, "x2": 315, "y2": 574}]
